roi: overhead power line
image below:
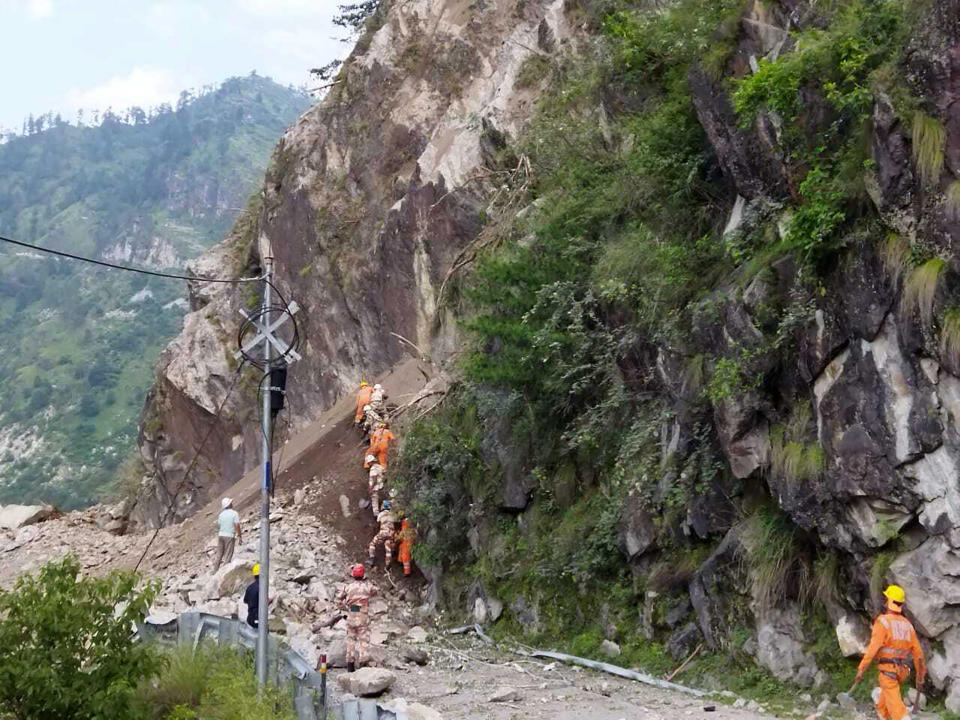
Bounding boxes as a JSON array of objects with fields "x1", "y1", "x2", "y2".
[{"x1": 0, "y1": 234, "x2": 262, "y2": 283}]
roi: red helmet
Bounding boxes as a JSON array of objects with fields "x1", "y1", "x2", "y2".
[{"x1": 351, "y1": 564, "x2": 365, "y2": 579}]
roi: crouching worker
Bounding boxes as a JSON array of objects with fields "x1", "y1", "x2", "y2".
[
  {"x1": 854, "y1": 584, "x2": 926, "y2": 720},
  {"x1": 336, "y1": 564, "x2": 377, "y2": 672}
]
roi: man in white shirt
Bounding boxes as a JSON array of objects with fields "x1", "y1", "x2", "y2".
[{"x1": 213, "y1": 497, "x2": 242, "y2": 571}]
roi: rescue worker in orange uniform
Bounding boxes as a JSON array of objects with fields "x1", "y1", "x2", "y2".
[
  {"x1": 854, "y1": 584, "x2": 925, "y2": 720},
  {"x1": 335, "y1": 564, "x2": 377, "y2": 672},
  {"x1": 364, "y1": 421, "x2": 396, "y2": 468},
  {"x1": 354, "y1": 381, "x2": 373, "y2": 426},
  {"x1": 397, "y1": 518, "x2": 415, "y2": 576}
]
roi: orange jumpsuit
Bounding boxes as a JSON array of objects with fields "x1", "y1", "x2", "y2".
[
  {"x1": 365, "y1": 427, "x2": 396, "y2": 468},
  {"x1": 355, "y1": 385, "x2": 374, "y2": 423},
  {"x1": 858, "y1": 610, "x2": 926, "y2": 720},
  {"x1": 397, "y1": 519, "x2": 415, "y2": 575}
]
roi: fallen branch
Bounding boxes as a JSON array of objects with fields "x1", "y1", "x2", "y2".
[
  {"x1": 666, "y1": 643, "x2": 702, "y2": 682},
  {"x1": 447, "y1": 623, "x2": 495, "y2": 645},
  {"x1": 522, "y1": 649, "x2": 708, "y2": 698},
  {"x1": 389, "y1": 331, "x2": 431, "y2": 361},
  {"x1": 391, "y1": 390, "x2": 446, "y2": 417}
]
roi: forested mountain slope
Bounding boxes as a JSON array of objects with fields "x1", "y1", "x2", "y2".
[{"x1": 0, "y1": 74, "x2": 309, "y2": 507}]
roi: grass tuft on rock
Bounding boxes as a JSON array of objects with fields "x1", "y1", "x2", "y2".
[
  {"x1": 902, "y1": 257, "x2": 947, "y2": 326},
  {"x1": 940, "y1": 307, "x2": 960, "y2": 368},
  {"x1": 947, "y1": 180, "x2": 960, "y2": 218},
  {"x1": 880, "y1": 232, "x2": 910, "y2": 286},
  {"x1": 739, "y1": 503, "x2": 809, "y2": 611},
  {"x1": 912, "y1": 111, "x2": 945, "y2": 185},
  {"x1": 770, "y1": 404, "x2": 824, "y2": 487}
]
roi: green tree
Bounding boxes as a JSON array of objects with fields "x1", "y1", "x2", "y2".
[{"x1": 0, "y1": 556, "x2": 162, "y2": 720}]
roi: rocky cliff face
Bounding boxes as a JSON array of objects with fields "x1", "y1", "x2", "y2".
[
  {"x1": 139, "y1": 0, "x2": 960, "y2": 708},
  {"x1": 136, "y1": 0, "x2": 572, "y2": 524}
]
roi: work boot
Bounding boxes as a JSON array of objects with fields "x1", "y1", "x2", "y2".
[
  {"x1": 347, "y1": 661, "x2": 355, "y2": 673},
  {"x1": 365, "y1": 557, "x2": 375, "y2": 567}
]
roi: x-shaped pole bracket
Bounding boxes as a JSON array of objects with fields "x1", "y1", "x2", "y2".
[{"x1": 234, "y1": 301, "x2": 302, "y2": 363}]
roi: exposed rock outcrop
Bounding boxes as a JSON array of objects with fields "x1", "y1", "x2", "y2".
[{"x1": 138, "y1": 0, "x2": 572, "y2": 522}]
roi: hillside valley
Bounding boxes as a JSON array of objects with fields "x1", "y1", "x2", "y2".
[{"x1": 0, "y1": 74, "x2": 309, "y2": 507}]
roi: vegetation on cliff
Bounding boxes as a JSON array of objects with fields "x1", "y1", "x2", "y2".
[
  {"x1": 0, "y1": 75, "x2": 309, "y2": 508},
  {"x1": 393, "y1": 0, "x2": 940, "y2": 703}
]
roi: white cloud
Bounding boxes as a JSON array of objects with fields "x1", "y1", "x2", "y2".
[
  {"x1": 27, "y1": 0, "x2": 53, "y2": 19},
  {"x1": 64, "y1": 66, "x2": 190, "y2": 113},
  {"x1": 0, "y1": 0, "x2": 54, "y2": 19},
  {"x1": 235, "y1": 0, "x2": 332, "y2": 18}
]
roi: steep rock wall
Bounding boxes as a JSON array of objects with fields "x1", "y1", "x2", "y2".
[{"x1": 135, "y1": 0, "x2": 573, "y2": 525}]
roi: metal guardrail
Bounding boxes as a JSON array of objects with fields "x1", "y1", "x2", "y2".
[
  {"x1": 137, "y1": 611, "x2": 327, "y2": 720},
  {"x1": 137, "y1": 612, "x2": 412, "y2": 720}
]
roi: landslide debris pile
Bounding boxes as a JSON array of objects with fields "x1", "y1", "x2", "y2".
[{"x1": 0, "y1": 485, "x2": 427, "y2": 672}]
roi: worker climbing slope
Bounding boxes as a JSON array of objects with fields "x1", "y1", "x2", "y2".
[
  {"x1": 367, "y1": 458, "x2": 386, "y2": 517},
  {"x1": 854, "y1": 584, "x2": 926, "y2": 720},
  {"x1": 364, "y1": 420, "x2": 396, "y2": 468},
  {"x1": 335, "y1": 564, "x2": 378, "y2": 673},
  {"x1": 397, "y1": 518, "x2": 416, "y2": 576},
  {"x1": 370, "y1": 383, "x2": 387, "y2": 412},
  {"x1": 367, "y1": 499, "x2": 398, "y2": 568},
  {"x1": 354, "y1": 381, "x2": 373, "y2": 428}
]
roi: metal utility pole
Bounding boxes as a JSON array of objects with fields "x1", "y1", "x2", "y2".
[
  {"x1": 255, "y1": 256, "x2": 273, "y2": 688},
  {"x1": 234, "y1": 242, "x2": 300, "y2": 689}
]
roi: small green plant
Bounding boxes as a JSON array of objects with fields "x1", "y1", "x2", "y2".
[
  {"x1": 880, "y1": 232, "x2": 910, "y2": 285},
  {"x1": 940, "y1": 307, "x2": 960, "y2": 367},
  {"x1": 770, "y1": 404, "x2": 825, "y2": 486},
  {"x1": 813, "y1": 549, "x2": 840, "y2": 606},
  {"x1": 869, "y1": 550, "x2": 897, "y2": 602},
  {"x1": 902, "y1": 257, "x2": 947, "y2": 326},
  {"x1": 912, "y1": 111, "x2": 945, "y2": 184},
  {"x1": 516, "y1": 53, "x2": 551, "y2": 89}
]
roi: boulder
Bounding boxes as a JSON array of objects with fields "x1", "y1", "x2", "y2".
[
  {"x1": 407, "y1": 626, "x2": 428, "y2": 643},
  {"x1": 618, "y1": 495, "x2": 657, "y2": 561},
  {"x1": 488, "y1": 686, "x2": 522, "y2": 702},
  {"x1": 399, "y1": 644, "x2": 429, "y2": 665},
  {"x1": 207, "y1": 560, "x2": 256, "y2": 599},
  {"x1": 336, "y1": 667, "x2": 396, "y2": 696},
  {"x1": 755, "y1": 604, "x2": 819, "y2": 687},
  {"x1": 599, "y1": 640, "x2": 621, "y2": 658},
  {"x1": 890, "y1": 537, "x2": 960, "y2": 637},
  {"x1": 834, "y1": 614, "x2": 870, "y2": 658},
  {"x1": 0, "y1": 504, "x2": 54, "y2": 530}
]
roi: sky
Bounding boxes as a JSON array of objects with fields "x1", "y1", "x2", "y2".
[{"x1": 0, "y1": 0, "x2": 351, "y2": 131}]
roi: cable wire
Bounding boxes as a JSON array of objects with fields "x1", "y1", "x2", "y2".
[
  {"x1": 134, "y1": 363, "x2": 247, "y2": 572},
  {"x1": 0, "y1": 234, "x2": 263, "y2": 283}
]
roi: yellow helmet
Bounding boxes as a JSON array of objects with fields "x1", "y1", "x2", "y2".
[
  {"x1": 360, "y1": 380, "x2": 369, "y2": 386},
  {"x1": 252, "y1": 563, "x2": 261, "y2": 576},
  {"x1": 884, "y1": 584, "x2": 905, "y2": 604}
]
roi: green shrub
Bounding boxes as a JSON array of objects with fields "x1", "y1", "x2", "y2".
[
  {"x1": 0, "y1": 556, "x2": 162, "y2": 720},
  {"x1": 136, "y1": 646, "x2": 295, "y2": 720}
]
